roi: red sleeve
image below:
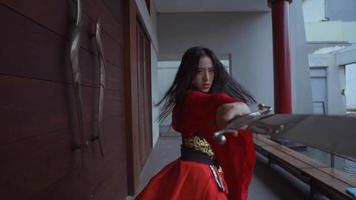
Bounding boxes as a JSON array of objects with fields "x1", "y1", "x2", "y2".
[
  {"x1": 174, "y1": 91, "x2": 256, "y2": 200},
  {"x1": 214, "y1": 130, "x2": 256, "y2": 200},
  {"x1": 172, "y1": 91, "x2": 237, "y2": 134}
]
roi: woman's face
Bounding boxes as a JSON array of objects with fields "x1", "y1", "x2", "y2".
[{"x1": 192, "y1": 56, "x2": 215, "y2": 93}]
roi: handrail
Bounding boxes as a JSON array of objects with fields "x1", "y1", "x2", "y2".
[
  {"x1": 69, "y1": 0, "x2": 85, "y2": 167},
  {"x1": 92, "y1": 18, "x2": 106, "y2": 157},
  {"x1": 312, "y1": 101, "x2": 326, "y2": 115}
]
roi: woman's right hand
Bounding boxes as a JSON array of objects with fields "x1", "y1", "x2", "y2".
[{"x1": 216, "y1": 102, "x2": 251, "y2": 130}]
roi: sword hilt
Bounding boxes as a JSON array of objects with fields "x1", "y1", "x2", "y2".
[{"x1": 213, "y1": 104, "x2": 279, "y2": 145}]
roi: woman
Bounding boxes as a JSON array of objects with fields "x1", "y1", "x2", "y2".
[{"x1": 136, "y1": 47, "x2": 256, "y2": 200}]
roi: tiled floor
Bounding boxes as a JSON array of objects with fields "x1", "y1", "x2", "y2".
[{"x1": 135, "y1": 136, "x2": 326, "y2": 200}]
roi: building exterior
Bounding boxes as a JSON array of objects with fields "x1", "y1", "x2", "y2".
[
  {"x1": 5, "y1": 0, "x2": 356, "y2": 199},
  {"x1": 303, "y1": 0, "x2": 356, "y2": 114}
]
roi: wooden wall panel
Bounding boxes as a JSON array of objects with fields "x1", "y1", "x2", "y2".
[
  {"x1": 95, "y1": 171, "x2": 127, "y2": 200},
  {"x1": 102, "y1": 0, "x2": 125, "y2": 25},
  {"x1": 83, "y1": 0, "x2": 124, "y2": 45},
  {"x1": 0, "y1": 0, "x2": 128, "y2": 199},
  {"x1": 19, "y1": 118, "x2": 126, "y2": 200},
  {"x1": 0, "y1": 0, "x2": 70, "y2": 37},
  {"x1": 79, "y1": 117, "x2": 126, "y2": 200},
  {"x1": 0, "y1": 76, "x2": 124, "y2": 145},
  {"x1": 0, "y1": 0, "x2": 123, "y2": 46},
  {"x1": 136, "y1": 25, "x2": 144, "y2": 166},
  {"x1": 143, "y1": 35, "x2": 152, "y2": 158},
  {"x1": 32, "y1": 172, "x2": 84, "y2": 200},
  {"x1": 0, "y1": 4, "x2": 123, "y2": 86},
  {"x1": 124, "y1": 0, "x2": 154, "y2": 194},
  {"x1": 0, "y1": 76, "x2": 127, "y2": 198},
  {"x1": 0, "y1": 129, "x2": 79, "y2": 199},
  {"x1": 135, "y1": 19, "x2": 152, "y2": 168}
]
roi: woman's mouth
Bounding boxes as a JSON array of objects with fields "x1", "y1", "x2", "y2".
[{"x1": 202, "y1": 84, "x2": 210, "y2": 89}]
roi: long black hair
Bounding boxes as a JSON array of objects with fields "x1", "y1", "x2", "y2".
[{"x1": 157, "y1": 46, "x2": 256, "y2": 121}]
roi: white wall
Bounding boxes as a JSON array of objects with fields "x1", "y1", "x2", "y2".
[
  {"x1": 325, "y1": 0, "x2": 356, "y2": 21},
  {"x1": 345, "y1": 63, "x2": 356, "y2": 109},
  {"x1": 309, "y1": 54, "x2": 347, "y2": 114},
  {"x1": 158, "y1": 7, "x2": 312, "y2": 115},
  {"x1": 305, "y1": 21, "x2": 356, "y2": 43},
  {"x1": 136, "y1": 0, "x2": 159, "y2": 50},
  {"x1": 290, "y1": 0, "x2": 314, "y2": 113},
  {"x1": 302, "y1": 0, "x2": 326, "y2": 22},
  {"x1": 158, "y1": 12, "x2": 275, "y2": 109},
  {"x1": 157, "y1": 61, "x2": 179, "y2": 126},
  {"x1": 150, "y1": 2, "x2": 159, "y2": 146},
  {"x1": 151, "y1": 45, "x2": 159, "y2": 146},
  {"x1": 308, "y1": 44, "x2": 356, "y2": 114}
]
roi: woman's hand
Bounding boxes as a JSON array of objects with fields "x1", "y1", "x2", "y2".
[{"x1": 216, "y1": 102, "x2": 251, "y2": 130}]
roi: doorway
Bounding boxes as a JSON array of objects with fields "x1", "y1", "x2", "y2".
[{"x1": 310, "y1": 67, "x2": 328, "y2": 114}]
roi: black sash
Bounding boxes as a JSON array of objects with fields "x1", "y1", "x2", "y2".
[
  {"x1": 179, "y1": 147, "x2": 226, "y2": 192},
  {"x1": 179, "y1": 147, "x2": 214, "y2": 165}
]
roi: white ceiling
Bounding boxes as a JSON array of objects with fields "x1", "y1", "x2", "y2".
[{"x1": 153, "y1": 0, "x2": 270, "y2": 13}]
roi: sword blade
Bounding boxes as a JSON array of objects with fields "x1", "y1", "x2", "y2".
[
  {"x1": 253, "y1": 114, "x2": 356, "y2": 159},
  {"x1": 214, "y1": 104, "x2": 356, "y2": 159}
]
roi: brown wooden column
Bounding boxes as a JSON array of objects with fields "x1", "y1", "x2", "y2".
[
  {"x1": 124, "y1": 0, "x2": 140, "y2": 195},
  {"x1": 269, "y1": 0, "x2": 293, "y2": 113},
  {"x1": 124, "y1": 0, "x2": 153, "y2": 195}
]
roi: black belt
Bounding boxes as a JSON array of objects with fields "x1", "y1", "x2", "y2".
[
  {"x1": 179, "y1": 147, "x2": 226, "y2": 192},
  {"x1": 179, "y1": 147, "x2": 215, "y2": 165}
]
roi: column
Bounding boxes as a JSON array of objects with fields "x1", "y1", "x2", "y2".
[{"x1": 269, "y1": 0, "x2": 293, "y2": 113}]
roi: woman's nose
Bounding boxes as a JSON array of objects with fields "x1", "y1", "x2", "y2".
[{"x1": 203, "y1": 71, "x2": 210, "y2": 81}]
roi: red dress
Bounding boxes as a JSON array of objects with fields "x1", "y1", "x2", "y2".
[{"x1": 136, "y1": 91, "x2": 256, "y2": 200}]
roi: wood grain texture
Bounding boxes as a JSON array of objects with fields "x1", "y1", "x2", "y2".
[
  {"x1": 0, "y1": 4, "x2": 124, "y2": 87},
  {"x1": 0, "y1": 128, "x2": 80, "y2": 199},
  {"x1": 255, "y1": 135, "x2": 356, "y2": 199},
  {"x1": 0, "y1": 0, "x2": 123, "y2": 45},
  {"x1": 303, "y1": 168, "x2": 352, "y2": 198},
  {"x1": 0, "y1": 76, "x2": 125, "y2": 145},
  {"x1": 0, "y1": 76, "x2": 127, "y2": 199},
  {"x1": 123, "y1": 0, "x2": 141, "y2": 194},
  {"x1": 0, "y1": 0, "x2": 129, "y2": 199}
]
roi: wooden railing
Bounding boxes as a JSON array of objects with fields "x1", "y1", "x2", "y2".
[{"x1": 254, "y1": 134, "x2": 356, "y2": 200}]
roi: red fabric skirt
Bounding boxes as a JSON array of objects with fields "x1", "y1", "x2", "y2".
[{"x1": 136, "y1": 160, "x2": 228, "y2": 200}]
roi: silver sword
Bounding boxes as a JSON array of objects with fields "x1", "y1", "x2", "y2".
[{"x1": 213, "y1": 104, "x2": 356, "y2": 159}]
